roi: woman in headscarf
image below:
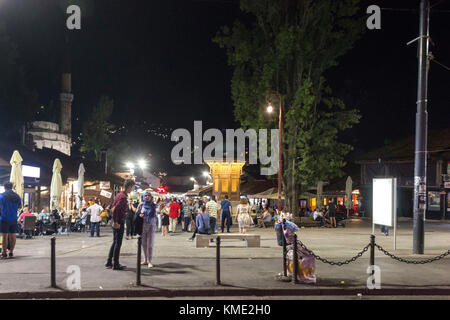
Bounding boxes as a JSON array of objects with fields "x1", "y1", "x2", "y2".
[
  {"x1": 138, "y1": 191, "x2": 157, "y2": 268},
  {"x1": 282, "y1": 219, "x2": 316, "y2": 284}
]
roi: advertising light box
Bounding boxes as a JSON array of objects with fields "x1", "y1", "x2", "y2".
[
  {"x1": 373, "y1": 178, "x2": 396, "y2": 227},
  {"x1": 22, "y1": 165, "x2": 40, "y2": 178}
]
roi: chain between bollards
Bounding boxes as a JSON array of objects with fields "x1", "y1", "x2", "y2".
[
  {"x1": 216, "y1": 236, "x2": 221, "y2": 286},
  {"x1": 292, "y1": 234, "x2": 299, "y2": 284},
  {"x1": 50, "y1": 237, "x2": 56, "y2": 288},
  {"x1": 136, "y1": 235, "x2": 142, "y2": 286}
]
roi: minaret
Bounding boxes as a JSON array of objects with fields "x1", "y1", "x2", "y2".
[{"x1": 60, "y1": 37, "x2": 73, "y2": 141}]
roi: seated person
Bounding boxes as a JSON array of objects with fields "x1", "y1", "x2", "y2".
[
  {"x1": 72, "y1": 209, "x2": 88, "y2": 231},
  {"x1": 17, "y1": 206, "x2": 35, "y2": 238},
  {"x1": 257, "y1": 207, "x2": 273, "y2": 227},
  {"x1": 313, "y1": 208, "x2": 329, "y2": 226},
  {"x1": 187, "y1": 206, "x2": 211, "y2": 241}
]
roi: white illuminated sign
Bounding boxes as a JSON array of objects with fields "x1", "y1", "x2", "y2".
[
  {"x1": 373, "y1": 178, "x2": 396, "y2": 227},
  {"x1": 22, "y1": 165, "x2": 40, "y2": 178}
]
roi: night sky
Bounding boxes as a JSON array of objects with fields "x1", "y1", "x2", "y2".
[{"x1": 0, "y1": 0, "x2": 449, "y2": 175}]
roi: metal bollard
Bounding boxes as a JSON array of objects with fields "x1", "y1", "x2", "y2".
[
  {"x1": 51, "y1": 237, "x2": 56, "y2": 288},
  {"x1": 292, "y1": 234, "x2": 299, "y2": 284},
  {"x1": 216, "y1": 236, "x2": 221, "y2": 285},
  {"x1": 282, "y1": 233, "x2": 287, "y2": 277},
  {"x1": 370, "y1": 234, "x2": 375, "y2": 285},
  {"x1": 136, "y1": 236, "x2": 142, "y2": 286}
]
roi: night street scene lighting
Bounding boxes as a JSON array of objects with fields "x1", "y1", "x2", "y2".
[{"x1": 0, "y1": 0, "x2": 449, "y2": 309}]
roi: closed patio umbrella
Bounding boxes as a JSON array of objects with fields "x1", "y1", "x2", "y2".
[
  {"x1": 10, "y1": 150, "x2": 24, "y2": 201},
  {"x1": 76, "y1": 163, "x2": 85, "y2": 212},
  {"x1": 50, "y1": 159, "x2": 63, "y2": 212},
  {"x1": 345, "y1": 176, "x2": 353, "y2": 218}
]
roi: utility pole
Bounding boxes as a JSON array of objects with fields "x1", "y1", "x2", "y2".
[{"x1": 413, "y1": 0, "x2": 430, "y2": 254}]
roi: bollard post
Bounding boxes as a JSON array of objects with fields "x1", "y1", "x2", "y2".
[
  {"x1": 370, "y1": 234, "x2": 375, "y2": 286},
  {"x1": 216, "y1": 236, "x2": 221, "y2": 286},
  {"x1": 282, "y1": 234, "x2": 287, "y2": 277},
  {"x1": 136, "y1": 236, "x2": 142, "y2": 286},
  {"x1": 292, "y1": 234, "x2": 299, "y2": 284},
  {"x1": 50, "y1": 237, "x2": 56, "y2": 288}
]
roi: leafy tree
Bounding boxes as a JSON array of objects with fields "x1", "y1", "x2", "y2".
[
  {"x1": 80, "y1": 95, "x2": 115, "y2": 161},
  {"x1": 214, "y1": 0, "x2": 363, "y2": 216}
]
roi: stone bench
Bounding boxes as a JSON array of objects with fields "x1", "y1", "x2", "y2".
[
  {"x1": 196, "y1": 233, "x2": 261, "y2": 248},
  {"x1": 298, "y1": 216, "x2": 322, "y2": 227}
]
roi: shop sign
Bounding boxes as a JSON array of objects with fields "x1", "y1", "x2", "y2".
[
  {"x1": 100, "y1": 190, "x2": 112, "y2": 198},
  {"x1": 100, "y1": 181, "x2": 110, "y2": 190},
  {"x1": 444, "y1": 181, "x2": 450, "y2": 189}
]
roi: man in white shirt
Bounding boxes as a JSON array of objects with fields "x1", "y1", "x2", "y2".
[
  {"x1": 313, "y1": 208, "x2": 328, "y2": 226},
  {"x1": 87, "y1": 199, "x2": 104, "y2": 237},
  {"x1": 206, "y1": 196, "x2": 220, "y2": 234}
]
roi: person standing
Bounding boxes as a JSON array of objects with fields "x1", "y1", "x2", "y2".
[
  {"x1": 138, "y1": 191, "x2": 157, "y2": 268},
  {"x1": 155, "y1": 198, "x2": 162, "y2": 232},
  {"x1": 87, "y1": 199, "x2": 103, "y2": 237},
  {"x1": 236, "y1": 198, "x2": 251, "y2": 234},
  {"x1": 0, "y1": 182, "x2": 22, "y2": 258},
  {"x1": 105, "y1": 179, "x2": 135, "y2": 270},
  {"x1": 168, "y1": 198, "x2": 180, "y2": 233},
  {"x1": 220, "y1": 195, "x2": 232, "y2": 233},
  {"x1": 206, "y1": 196, "x2": 220, "y2": 234},
  {"x1": 160, "y1": 202, "x2": 170, "y2": 236},
  {"x1": 183, "y1": 199, "x2": 194, "y2": 232},
  {"x1": 125, "y1": 199, "x2": 136, "y2": 240},
  {"x1": 327, "y1": 199, "x2": 337, "y2": 228}
]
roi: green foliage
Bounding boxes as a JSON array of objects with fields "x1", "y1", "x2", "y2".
[
  {"x1": 214, "y1": 0, "x2": 363, "y2": 212},
  {"x1": 80, "y1": 95, "x2": 115, "y2": 161}
]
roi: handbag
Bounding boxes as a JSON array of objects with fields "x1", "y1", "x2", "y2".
[{"x1": 134, "y1": 203, "x2": 144, "y2": 235}]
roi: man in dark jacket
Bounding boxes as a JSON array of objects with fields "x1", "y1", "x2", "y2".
[{"x1": 105, "y1": 179, "x2": 135, "y2": 270}]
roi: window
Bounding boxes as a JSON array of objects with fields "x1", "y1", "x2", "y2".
[{"x1": 427, "y1": 191, "x2": 440, "y2": 211}]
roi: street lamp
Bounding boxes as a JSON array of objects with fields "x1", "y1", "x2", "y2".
[
  {"x1": 126, "y1": 162, "x2": 135, "y2": 176},
  {"x1": 266, "y1": 92, "x2": 283, "y2": 214},
  {"x1": 203, "y1": 171, "x2": 213, "y2": 185},
  {"x1": 138, "y1": 159, "x2": 146, "y2": 170}
]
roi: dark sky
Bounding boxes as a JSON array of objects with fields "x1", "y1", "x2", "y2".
[{"x1": 1, "y1": 0, "x2": 449, "y2": 174}]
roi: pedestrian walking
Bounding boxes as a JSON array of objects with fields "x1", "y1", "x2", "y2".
[
  {"x1": 168, "y1": 198, "x2": 180, "y2": 233},
  {"x1": 87, "y1": 199, "x2": 103, "y2": 237},
  {"x1": 137, "y1": 191, "x2": 157, "y2": 268},
  {"x1": 206, "y1": 196, "x2": 220, "y2": 234},
  {"x1": 105, "y1": 179, "x2": 135, "y2": 270},
  {"x1": 220, "y1": 195, "x2": 232, "y2": 233},
  {"x1": 236, "y1": 198, "x2": 252, "y2": 234},
  {"x1": 125, "y1": 198, "x2": 136, "y2": 240},
  {"x1": 0, "y1": 182, "x2": 22, "y2": 259},
  {"x1": 160, "y1": 202, "x2": 170, "y2": 236}
]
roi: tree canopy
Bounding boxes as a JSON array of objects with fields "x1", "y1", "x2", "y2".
[
  {"x1": 80, "y1": 95, "x2": 115, "y2": 161},
  {"x1": 214, "y1": 0, "x2": 363, "y2": 214}
]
